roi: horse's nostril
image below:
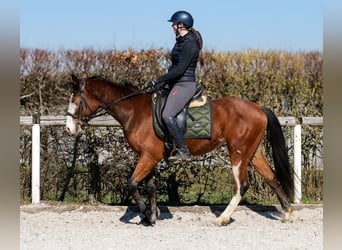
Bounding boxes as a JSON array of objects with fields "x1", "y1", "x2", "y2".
[{"x1": 65, "y1": 126, "x2": 71, "y2": 134}]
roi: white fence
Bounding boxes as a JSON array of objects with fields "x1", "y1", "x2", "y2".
[{"x1": 20, "y1": 115, "x2": 323, "y2": 204}]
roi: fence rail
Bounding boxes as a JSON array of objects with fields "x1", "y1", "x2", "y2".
[
  {"x1": 20, "y1": 115, "x2": 322, "y2": 127},
  {"x1": 20, "y1": 115, "x2": 120, "y2": 126},
  {"x1": 20, "y1": 115, "x2": 323, "y2": 204}
]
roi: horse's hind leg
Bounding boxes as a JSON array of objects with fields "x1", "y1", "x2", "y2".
[
  {"x1": 251, "y1": 145, "x2": 293, "y2": 222},
  {"x1": 214, "y1": 158, "x2": 249, "y2": 226}
]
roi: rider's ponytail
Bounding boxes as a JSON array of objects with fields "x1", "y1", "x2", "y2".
[{"x1": 189, "y1": 27, "x2": 203, "y2": 50}]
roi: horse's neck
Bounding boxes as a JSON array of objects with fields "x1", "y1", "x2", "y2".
[
  {"x1": 108, "y1": 94, "x2": 151, "y2": 132},
  {"x1": 91, "y1": 81, "x2": 149, "y2": 130}
]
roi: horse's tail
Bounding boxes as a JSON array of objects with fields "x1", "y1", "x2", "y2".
[{"x1": 262, "y1": 106, "x2": 294, "y2": 202}]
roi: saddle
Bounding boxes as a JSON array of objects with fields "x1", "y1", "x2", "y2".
[{"x1": 152, "y1": 84, "x2": 212, "y2": 158}]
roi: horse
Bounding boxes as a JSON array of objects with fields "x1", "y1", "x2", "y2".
[{"x1": 65, "y1": 74, "x2": 294, "y2": 226}]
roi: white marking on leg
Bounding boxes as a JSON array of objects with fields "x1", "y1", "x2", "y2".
[{"x1": 215, "y1": 161, "x2": 242, "y2": 225}]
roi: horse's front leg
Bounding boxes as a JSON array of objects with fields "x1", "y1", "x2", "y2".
[
  {"x1": 128, "y1": 155, "x2": 159, "y2": 225},
  {"x1": 128, "y1": 178, "x2": 146, "y2": 215},
  {"x1": 146, "y1": 174, "x2": 157, "y2": 225}
]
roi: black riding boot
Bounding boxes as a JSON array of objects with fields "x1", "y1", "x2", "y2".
[{"x1": 165, "y1": 117, "x2": 191, "y2": 162}]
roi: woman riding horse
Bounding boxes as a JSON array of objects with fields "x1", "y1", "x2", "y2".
[
  {"x1": 66, "y1": 73, "x2": 294, "y2": 226},
  {"x1": 148, "y1": 10, "x2": 203, "y2": 162}
]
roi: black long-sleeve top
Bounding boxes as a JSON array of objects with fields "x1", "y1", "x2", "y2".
[{"x1": 157, "y1": 31, "x2": 200, "y2": 85}]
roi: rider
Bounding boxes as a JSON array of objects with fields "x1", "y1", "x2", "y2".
[{"x1": 148, "y1": 10, "x2": 203, "y2": 162}]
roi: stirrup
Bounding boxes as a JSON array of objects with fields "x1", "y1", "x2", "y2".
[{"x1": 168, "y1": 148, "x2": 191, "y2": 162}]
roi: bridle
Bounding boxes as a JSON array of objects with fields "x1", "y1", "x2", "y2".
[
  {"x1": 66, "y1": 77, "x2": 152, "y2": 125},
  {"x1": 66, "y1": 78, "x2": 94, "y2": 125}
]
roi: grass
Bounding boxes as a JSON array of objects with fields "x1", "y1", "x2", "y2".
[{"x1": 20, "y1": 166, "x2": 323, "y2": 206}]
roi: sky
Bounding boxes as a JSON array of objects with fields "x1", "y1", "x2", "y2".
[{"x1": 20, "y1": 0, "x2": 323, "y2": 52}]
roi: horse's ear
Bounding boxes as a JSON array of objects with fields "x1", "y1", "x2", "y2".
[{"x1": 71, "y1": 74, "x2": 78, "y2": 83}]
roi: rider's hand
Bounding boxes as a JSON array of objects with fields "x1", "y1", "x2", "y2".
[{"x1": 148, "y1": 78, "x2": 159, "y2": 88}]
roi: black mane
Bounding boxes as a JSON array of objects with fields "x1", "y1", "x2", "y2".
[{"x1": 89, "y1": 75, "x2": 140, "y2": 91}]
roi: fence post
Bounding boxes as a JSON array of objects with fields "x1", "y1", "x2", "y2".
[
  {"x1": 293, "y1": 124, "x2": 302, "y2": 204},
  {"x1": 31, "y1": 113, "x2": 40, "y2": 204}
]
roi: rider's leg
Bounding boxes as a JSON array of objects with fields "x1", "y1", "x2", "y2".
[
  {"x1": 164, "y1": 116, "x2": 191, "y2": 161},
  {"x1": 162, "y1": 82, "x2": 196, "y2": 161}
]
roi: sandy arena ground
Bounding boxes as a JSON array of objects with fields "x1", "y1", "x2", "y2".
[{"x1": 20, "y1": 203, "x2": 323, "y2": 250}]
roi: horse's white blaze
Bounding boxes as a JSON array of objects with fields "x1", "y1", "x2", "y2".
[
  {"x1": 66, "y1": 95, "x2": 79, "y2": 135},
  {"x1": 215, "y1": 161, "x2": 242, "y2": 225}
]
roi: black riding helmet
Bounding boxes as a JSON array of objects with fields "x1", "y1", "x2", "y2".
[{"x1": 168, "y1": 11, "x2": 194, "y2": 28}]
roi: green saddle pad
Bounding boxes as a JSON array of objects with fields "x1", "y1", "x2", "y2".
[
  {"x1": 184, "y1": 101, "x2": 212, "y2": 139},
  {"x1": 152, "y1": 91, "x2": 212, "y2": 140}
]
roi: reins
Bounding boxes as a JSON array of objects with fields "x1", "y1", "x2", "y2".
[
  {"x1": 67, "y1": 77, "x2": 157, "y2": 125},
  {"x1": 88, "y1": 84, "x2": 151, "y2": 120}
]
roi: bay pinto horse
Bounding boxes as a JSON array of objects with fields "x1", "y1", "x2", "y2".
[{"x1": 65, "y1": 74, "x2": 294, "y2": 226}]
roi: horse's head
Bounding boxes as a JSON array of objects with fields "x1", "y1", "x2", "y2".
[{"x1": 65, "y1": 74, "x2": 100, "y2": 135}]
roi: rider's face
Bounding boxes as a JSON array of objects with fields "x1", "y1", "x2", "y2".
[{"x1": 172, "y1": 22, "x2": 185, "y2": 34}]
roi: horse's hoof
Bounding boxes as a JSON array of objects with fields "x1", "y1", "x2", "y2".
[
  {"x1": 213, "y1": 217, "x2": 230, "y2": 226},
  {"x1": 138, "y1": 217, "x2": 150, "y2": 226},
  {"x1": 144, "y1": 210, "x2": 157, "y2": 226},
  {"x1": 149, "y1": 218, "x2": 156, "y2": 226},
  {"x1": 138, "y1": 217, "x2": 155, "y2": 226},
  {"x1": 281, "y1": 211, "x2": 293, "y2": 223},
  {"x1": 281, "y1": 218, "x2": 293, "y2": 223}
]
